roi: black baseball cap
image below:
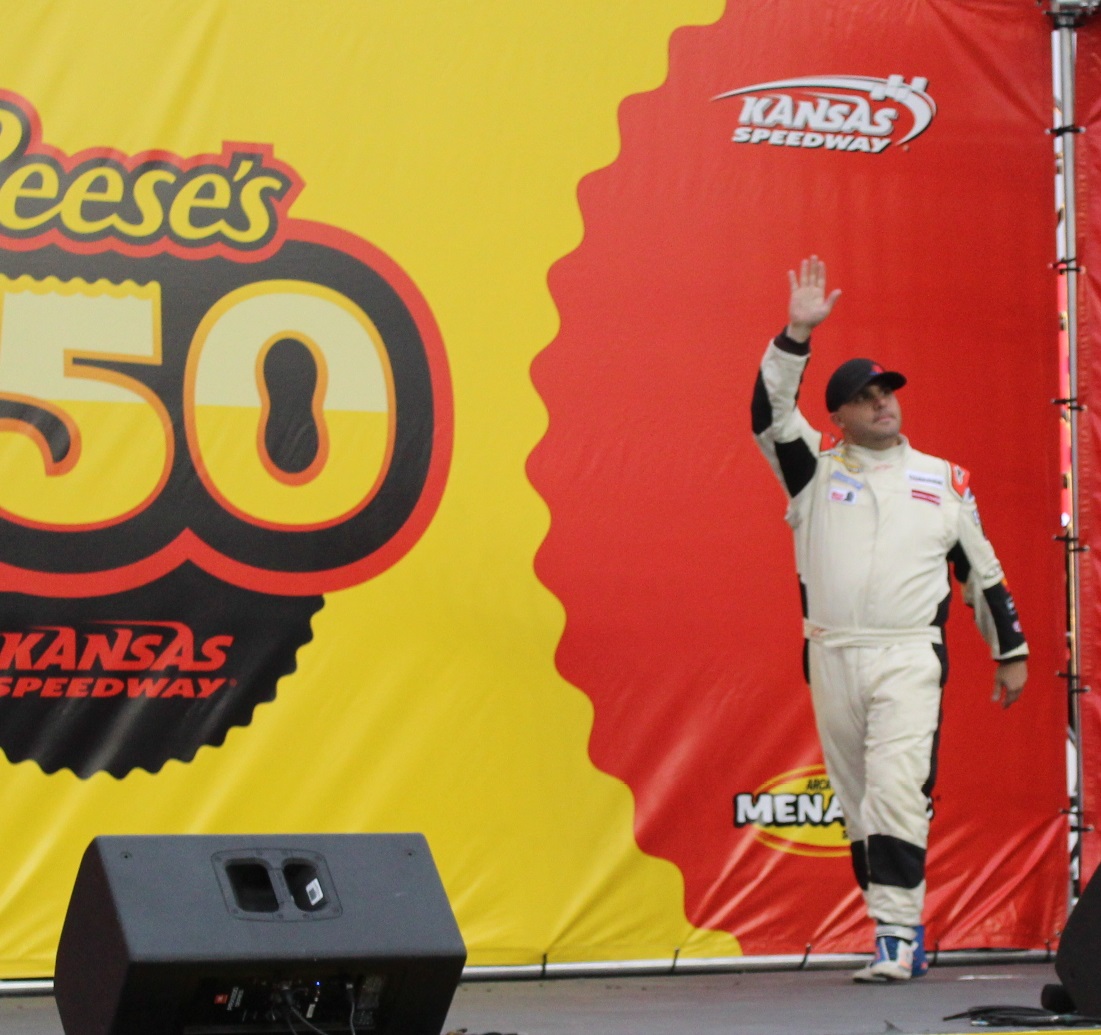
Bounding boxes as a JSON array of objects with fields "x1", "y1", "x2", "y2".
[{"x1": 825, "y1": 358, "x2": 907, "y2": 413}]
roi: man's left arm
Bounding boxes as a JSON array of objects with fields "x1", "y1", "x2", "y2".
[{"x1": 948, "y1": 469, "x2": 1028, "y2": 708}]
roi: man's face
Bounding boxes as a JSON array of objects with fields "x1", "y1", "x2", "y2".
[{"x1": 830, "y1": 381, "x2": 902, "y2": 450}]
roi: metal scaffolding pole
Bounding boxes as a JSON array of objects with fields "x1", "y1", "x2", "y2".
[{"x1": 1048, "y1": 0, "x2": 1098, "y2": 899}]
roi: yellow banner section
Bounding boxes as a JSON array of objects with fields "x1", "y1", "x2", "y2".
[{"x1": 0, "y1": 0, "x2": 738, "y2": 974}]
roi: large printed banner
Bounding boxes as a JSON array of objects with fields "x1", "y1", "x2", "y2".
[
  {"x1": 529, "y1": 0, "x2": 1066, "y2": 953},
  {"x1": 0, "y1": 0, "x2": 1067, "y2": 975}
]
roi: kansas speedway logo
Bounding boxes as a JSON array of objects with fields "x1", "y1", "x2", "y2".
[
  {"x1": 0, "y1": 90, "x2": 451, "y2": 777},
  {"x1": 733, "y1": 765, "x2": 849, "y2": 857},
  {"x1": 714, "y1": 75, "x2": 936, "y2": 154}
]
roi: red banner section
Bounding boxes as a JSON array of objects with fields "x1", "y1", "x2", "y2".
[
  {"x1": 1074, "y1": 18, "x2": 1101, "y2": 885},
  {"x1": 529, "y1": 0, "x2": 1066, "y2": 953}
]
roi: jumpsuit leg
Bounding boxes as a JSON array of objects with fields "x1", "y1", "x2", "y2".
[
  {"x1": 808, "y1": 640, "x2": 943, "y2": 928},
  {"x1": 807, "y1": 641, "x2": 868, "y2": 846}
]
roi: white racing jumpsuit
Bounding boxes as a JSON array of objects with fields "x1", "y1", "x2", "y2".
[{"x1": 752, "y1": 334, "x2": 1028, "y2": 927}]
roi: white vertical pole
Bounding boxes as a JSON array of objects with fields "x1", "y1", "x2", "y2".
[{"x1": 1051, "y1": 3, "x2": 1087, "y2": 900}]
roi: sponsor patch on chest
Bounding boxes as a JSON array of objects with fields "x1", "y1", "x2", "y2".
[
  {"x1": 911, "y1": 488, "x2": 941, "y2": 506},
  {"x1": 830, "y1": 470, "x2": 864, "y2": 491},
  {"x1": 907, "y1": 469, "x2": 946, "y2": 488},
  {"x1": 829, "y1": 486, "x2": 859, "y2": 505}
]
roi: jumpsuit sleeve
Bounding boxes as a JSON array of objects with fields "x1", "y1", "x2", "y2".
[
  {"x1": 751, "y1": 333, "x2": 822, "y2": 499},
  {"x1": 949, "y1": 470, "x2": 1029, "y2": 662}
]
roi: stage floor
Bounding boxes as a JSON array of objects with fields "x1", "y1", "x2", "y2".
[
  {"x1": 446, "y1": 961, "x2": 1083, "y2": 1035},
  {"x1": 0, "y1": 959, "x2": 1091, "y2": 1035}
]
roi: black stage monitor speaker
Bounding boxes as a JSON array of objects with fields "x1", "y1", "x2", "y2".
[
  {"x1": 54, "y1": 834, "x2": 466, "y2": 1035},
  {"x1": 1056, "y1": 863, "x2": 1101, "y2": 1017}
]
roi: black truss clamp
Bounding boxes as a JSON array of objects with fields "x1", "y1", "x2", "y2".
[
  {"x1": 1044, "y1": 2, "x2": 1101, "y2": 29},
  {"x1": 1052, "y1": 257, "x2": 1084, "y2": 274},
  {"x1": 1056, "y1": 670, "x2": 1091, "y2": 692},
  {"x1": 1053, "y1": 533, "x2": 1089, "y2": 553}
]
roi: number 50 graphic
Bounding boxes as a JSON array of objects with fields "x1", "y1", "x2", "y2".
[{"x1": 0, "y1": 226, "x2": 452, "y2": 598}]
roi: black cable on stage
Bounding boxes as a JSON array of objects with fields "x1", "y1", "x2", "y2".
[
  {"x1": 444, "y1": 1028, "x2": 525, "y2": 1035},
  {"x1": 344, "y1": 979, "x2": 358, "y2": 1035},
  {"x1": 278, "y1": 990, "x2": 335, "y2": 1035},
  {"x1": 944, "y1": 1004, "x2": 1101, "y2": 1027}
]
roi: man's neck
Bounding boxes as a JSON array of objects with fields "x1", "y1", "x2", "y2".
[{"x1": 844, "y1": 433, "x2": 903, "y2": 452}]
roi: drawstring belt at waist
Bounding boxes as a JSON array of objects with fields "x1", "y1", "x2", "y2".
[{"x1": 803, "y1": 620, "x2": 942, "y2": 649}]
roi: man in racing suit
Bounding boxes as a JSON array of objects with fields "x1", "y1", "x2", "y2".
[{"x1": 751, "y1": 256, "x2": 1028, "y2": 982}]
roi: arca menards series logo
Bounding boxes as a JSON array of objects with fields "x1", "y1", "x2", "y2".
[
  {"x1": 733, "y1": 765, "x2": 849, "y2": 858},
  {"x1": 0, "y1": 90, "x2": 452, "y2": 778},
  {"x1": 713, "y1": 75, "x2": 936, "y2": 155}
]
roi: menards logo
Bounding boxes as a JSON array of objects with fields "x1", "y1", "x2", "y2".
[
  {"x1": 733, "y1": 764, "x2": 849, "y2": 857},
  {"x1": 713, "y1": 75, "x2": 936, "y2": 154}
]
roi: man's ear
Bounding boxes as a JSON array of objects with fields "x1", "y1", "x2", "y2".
[{"x1": 830, "y1": 412, "x2": 844, "y2": 430}]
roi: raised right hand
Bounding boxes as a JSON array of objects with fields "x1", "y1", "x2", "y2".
[{"x1": 787, "y1": 255, "x2": 841, "y2": 342}]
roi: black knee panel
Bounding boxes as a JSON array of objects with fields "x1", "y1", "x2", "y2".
[{"x1": 867, "y1": 833, "x2": 925, "y2": 889}]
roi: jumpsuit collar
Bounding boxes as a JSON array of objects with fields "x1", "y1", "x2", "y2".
[{"x1": 839, "y1": 436, "x2": 908, "y2": 471}]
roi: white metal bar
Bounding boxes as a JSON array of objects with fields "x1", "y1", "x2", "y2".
[
  {"x1": 461, "y1": 949, "x2": 1053, "y2": 981},
  {"x1": 0, "y1": 949, "x2": 1057, "y2": 997},
  {"x1": 1050, "y1": 4, "x2": 1089, "y2": 902}
]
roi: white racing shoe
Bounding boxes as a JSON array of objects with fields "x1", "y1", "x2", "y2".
[{"x1": 852, "y1": 924, "x2": 928, "y2": 983}]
